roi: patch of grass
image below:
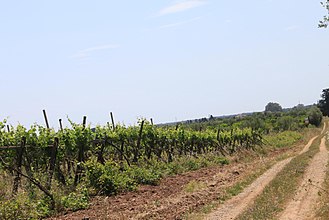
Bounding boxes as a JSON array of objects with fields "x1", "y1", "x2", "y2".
[
  {"x1": 237, "y1": 136, "x2": 321, "y2": 220},
  {"x1": 184, "y1": 180, "x2": 206, "y2": 193}
]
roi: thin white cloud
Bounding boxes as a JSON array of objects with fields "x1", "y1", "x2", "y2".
[
  {"x1": 159, "y1": 16, "x2": 202, "y2": 29},
  {"x1": 157, "y1": 0, "x2": 207, "y2": 16},
  {"x1": 71, "y1": 44, "x2": 120, "y2": 60}
]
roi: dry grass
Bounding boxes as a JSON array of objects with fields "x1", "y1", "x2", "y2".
[{"x1": 184, "y1": 180, "x2": 207, "y2": 193}]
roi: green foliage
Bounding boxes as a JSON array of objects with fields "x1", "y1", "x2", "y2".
[
  {"x1": 319, "y1": 1, "x2": 329, "y2": 28},
  {"x1": 264, "y1": 131, "x2": 302, "y2": 148},
  {"x1": 276, "y1": 116, "x2": 302, "y2": 131},
  {"x1": 0, "y1": 193, "x2": 40, "y2": 220},
  {"x1": 60, "y1": 186, "x2": 89, "y2": 211},
  {"x1": 126, "y1": 166, "x2": 162, "y2": 185},
  {"x1": 318, "y1": 88, "x2": 329, "y2": 116},
  {"x1": 265, "y1": 102, "x2": 283, "y2": 112},
  {"x1": 84, "y1": 154, "x2": 229, "y2": 195},
  {"x1": 84, "y1": 159, "x2": 137, "y2": 195},
  {"x1": 308, "y1": 106, "x2": 323, "y2": 127}
]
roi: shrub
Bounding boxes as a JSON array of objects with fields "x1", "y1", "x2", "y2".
[
  {"x1": 60, "y1": 186, "x2": 89, "y2": 211},
  {"x1": 126, "y1": 166, "x2": 162, "y2": 185},
  {"x1": 308, "y1": 106, "x2": 323, "y2": 127},
  {"x1": 0, "y1": 193, "x2": 39, "y2": 220},
  {"x1": 84, "y1": 159, "x2": 136, "y2": 195}
]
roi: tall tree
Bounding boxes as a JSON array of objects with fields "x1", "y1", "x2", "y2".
[
  {"x1": 265, "y1": 102, "x2": 283, "y2": 112},
  {"x1": 318, "y1": 88, "x2": 329, "y2": 116},
  {"x1": 308, "y1": 106, "x2": 323, "y2": 127},
  {"x1": 319, "y1": 0, "x2": 329, "y2": 28}
]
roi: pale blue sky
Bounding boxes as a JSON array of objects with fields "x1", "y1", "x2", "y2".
[{"x1": 1, "y1": 0, "x2": 328, "y2": 127}]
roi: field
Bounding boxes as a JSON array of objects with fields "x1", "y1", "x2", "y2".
[{"x1": 0, "y1": 106, "x2": 328, "y2": 219}]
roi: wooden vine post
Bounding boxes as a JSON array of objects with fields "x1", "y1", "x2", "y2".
[
  {"x1": 43, "y1": 109, "x2": 50, "y2": 129},
  {"x1": 74, "y1": 116, "x2": 87, "y2": 186},
  {"x1": 46, "y1": 137, "x2": 59, "y2": 190},
  {"x1": 133, "y1": 120, "x2": 144, "y2": 163},
  {"x1": 12, "y1": 137, "x2": 26, "y2": 195},
  {"x1": 110, "y1": 112, "x2": 115, "y2": 130},
  {"x1": 59, "y1": 119, "x2": 63, "y2": 131}
]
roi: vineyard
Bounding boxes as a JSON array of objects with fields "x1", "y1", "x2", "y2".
[
  {"x1": 0, "y1": 111, "x2": 266, "y2": 218},
  {"x1": 0, "y1": 106, "x2": 317, "y2": 219}
]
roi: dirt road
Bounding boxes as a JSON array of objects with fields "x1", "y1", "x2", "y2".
[
  {"x1": 205, "y1": 135, "x2": 319, "y2": 220},
  {"x1": 278, "y1": 136, "x2": 328, "y2": 220},
  {"x1": 205, "y1": 157, "x2": 292, "y2": 220}
]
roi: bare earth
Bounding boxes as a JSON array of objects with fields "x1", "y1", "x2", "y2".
[{"x1": 278, "y1": 136, "x2": 328, "y2": 220}]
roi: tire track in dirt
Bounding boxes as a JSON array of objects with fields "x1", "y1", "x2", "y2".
[
  {"x1": 321, "y1": 122, "x2": 327, "y2": 134},
  {"x1": 205, "y1": 158, "x2": 292, "y2": 220},
  {"x1": 298, "y1": 135, "x2": 319, "y2": 155},
  {"x1": 278, "y1": 136, "x2": 328, "y2": 220},
  {"x1": 205, "y1": 135, "x2": 319, "y2": 220}
]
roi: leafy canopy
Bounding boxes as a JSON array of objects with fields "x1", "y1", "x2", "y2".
[
  {"x1": 265, "y1": 102, "x2": 283, "y2": 113},
  {"x1": 318, "y1": 88, "x2": 329, "y2": 116},
  {"x1": 319, "y1": 0, "x2": 329, "y2": 28}
]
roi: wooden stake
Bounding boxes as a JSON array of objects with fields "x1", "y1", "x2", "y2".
[
  {"x1": 134, "y1": 120, "x2": 144, "y2": 163},
  {"x1": 43, "y1": 110, "x2": 50, "y2": 129},
  {"x1": 46, "y1": 137, "x2": 59, "y2": 190},
  {"x1": 110, "y1": 112, "x2": 115, "y2": 130},
  {"x1": 59, "y1": 119, "x2": 63, "y2": 131},
  {"x1": 74, "y1": 116, "x2": 87, "y2": 186},
  {"x1": 82, "y1": 116, "x2": 87, "y2": 129},
  {"x1": 12, "y1": 137, "x2": 26, "y2": 195}
]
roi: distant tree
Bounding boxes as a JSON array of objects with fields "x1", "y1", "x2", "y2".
[
  {"x1": 319, "y1": 0, "x2": 329, "y2": 28},
  {"x1": 265, "y1": 102, "x2": 283, "y2": 112},
  {"x1": 318, "y1": 88, "x2": 329, "y2": 116},
  {"x1": 294, "y1": 104, "x2": 305, "y2": 109},
  {"x1": 242, "y1": 116, "x2": 266, "y2": 131},
  {"x1": 308, "y1": 106, "x2": 323, "y2": 127}
]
